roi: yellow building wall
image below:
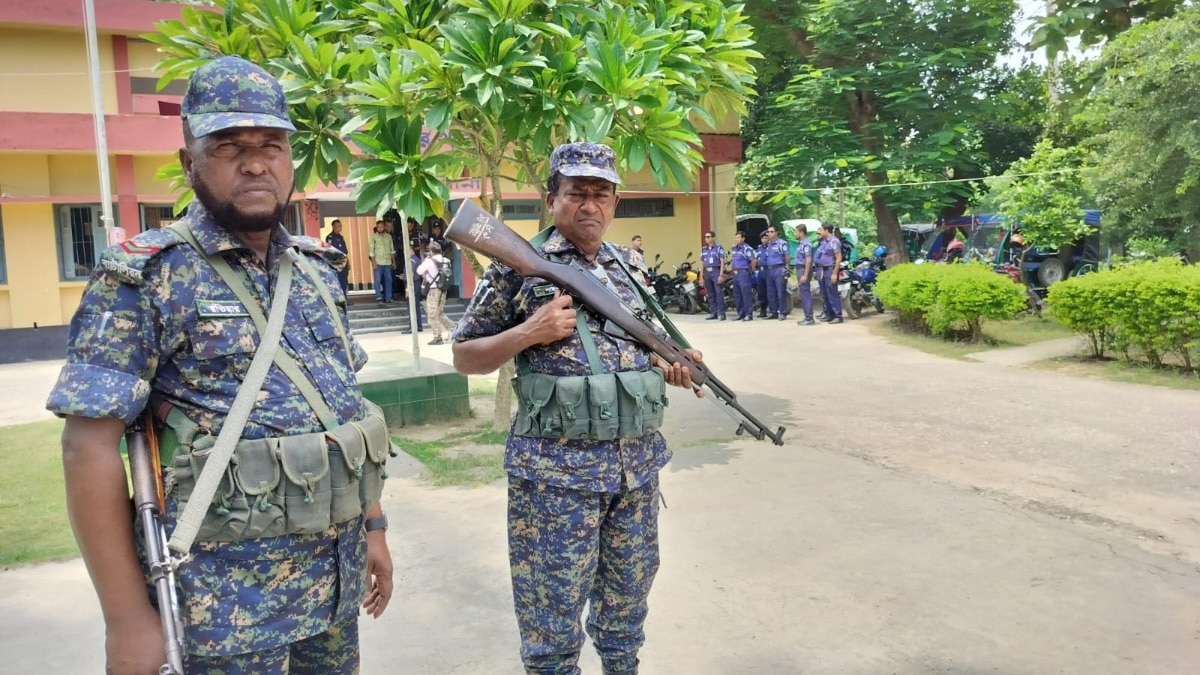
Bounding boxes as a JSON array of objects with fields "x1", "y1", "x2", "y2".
[
  {"x1": 0, "y1": 28, "x2": 118, "y2": 114},
  {"x1": 0, "y1": 203, "x2": 69, "y2": 328},
  {"x1": 126, "y1": 39, "x2": 163, "y2": 74},
  {"x1": 0, "y1": 154, "x2": 52, "y2": 198},
  {"x1": 0, "y1": 291, "x2": 11, "y2": 329},
  {"x1": 134, "y1": 154, "x2": 178, "y2": 194},
  {"x1": 49, "y1": 154, "x2": 115, "y2": 197}
]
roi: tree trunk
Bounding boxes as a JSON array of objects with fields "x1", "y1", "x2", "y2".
[
  {"x1": 493, "y1": 360, "x2": 515, "y2": 430},
  {"x1": 845, "y1": 89, "x2": 908, "y2": 264},
  {"x1": 481, "y1": 150, "x2": 515, "y2": 426},
  {"x1": 867, "y1": 184, "x2": 906, "y2": 264}
]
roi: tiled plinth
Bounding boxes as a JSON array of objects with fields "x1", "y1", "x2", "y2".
[{"x1": 357, "y1": 350, "x2": 470, "y2": 427}]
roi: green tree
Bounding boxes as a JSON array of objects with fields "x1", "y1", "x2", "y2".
[
  {"x1": 1077, "y1": 7, "x2": 1200, "y2": 249},
  {"x1": 739, "y1": 0, "x2": 1019, "y2": 261},
  {"x1": 147, "y1": 0, "x2": 760, "y2": 425},
  {"x1": 1030, "y1": 0, "x2": 1185, "y2": 58},
  {"x1": 995, "y1": 138, "x2": 1093, "y2": 251}
]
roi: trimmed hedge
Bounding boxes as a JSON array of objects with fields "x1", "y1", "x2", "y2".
[
  {"x1": 1048, "y1": 260, "x2": 1200, "y2": 369},
  {"x1": 875, "y1": 263, "x2": 1027, "y2": 340}
]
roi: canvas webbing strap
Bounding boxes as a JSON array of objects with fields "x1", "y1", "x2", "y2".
[
  {"x1": 167, "y1": 247, "x2": 292, "y2": 556},
  {"x1": 604, "y1": 244, "x2": 692, "y2": 349},
  {"x1": 169, "y1": 223, "x2": 339, "y2": 430},
  {"x1": 289, "y1": 250, "x2": 353, "y2": 363}
]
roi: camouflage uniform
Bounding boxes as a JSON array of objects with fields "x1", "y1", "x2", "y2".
[
  {"x1": 46, "y1": 56, "x2": 371, "y2": 673},
  {"x1": 454, "y1": 227, "x2": 668, "y2": 675}
]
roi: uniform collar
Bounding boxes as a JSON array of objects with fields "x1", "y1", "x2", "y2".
[
  {"x1": 184, "y1": 200, "x2": 294, "y2": 256},
  {"x1": 541, "y1": 228, "x2": 619, "y2": 265}
]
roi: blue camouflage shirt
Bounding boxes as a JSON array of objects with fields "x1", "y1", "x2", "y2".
[
  {"x1": 452, "y1": 229, "x2": 670, "y2": 493},
  {"x1": 45, "y1": 201, "x2": 369, "y2": 656}
]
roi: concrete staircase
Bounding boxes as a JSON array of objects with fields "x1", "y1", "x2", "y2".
[{"x1": 346, "y1": 294, "x2": 470, "y2": 335}]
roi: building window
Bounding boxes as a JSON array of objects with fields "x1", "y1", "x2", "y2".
[
  {"x1": 0, "y1": 209, "x2": 7, "y2": 284},
  {"x1": 501, "y1": 200, "x2": 543, "y2": 220},
  {"x1": 140, "y1": 203, "x2": 179, "y2": 230},
  {"x1": 615, "y1": 198, "x2": 674, "y2": 218},
  {"x1": 57, "y1": 204, "x2": 117, "y2": 281}
]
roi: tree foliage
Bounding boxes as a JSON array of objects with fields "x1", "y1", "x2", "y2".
[
  {"x1": 1076, "y1": 6, "x2": 1200, "y2": 249},
  {"x1": 738, "y1": 0, "x2": 1020, "y2": 261},
  {"x1": 995, "y1": 138, "x2": 1093, "y2": 251},
  {"x1": 146, "y1": 0, "x2": 761, "y2": 221},
  {"x1": 1030, "y1": 0, "x2": 1185, "y2": 58}
]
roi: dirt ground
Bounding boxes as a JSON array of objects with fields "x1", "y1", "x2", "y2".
[{"x1": 1, "y1": 315, "x2": 1197, "y2": 674}]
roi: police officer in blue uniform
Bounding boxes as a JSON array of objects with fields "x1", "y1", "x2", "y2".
[
  {"x1": 793, "y1": 223, "x2": 815, "y2": 326},
  {"x1": 754, "y1": 232, "x2": 769, "y2": 318},
  {"x1": 700, "y1": 231, "x2": 727, "y2": 320},
  {"x1": 729, "y1": 231, "x2": 757, "y2": 321},
  {"x1": 759, "y1": 226, "x2": 790, "y2": 320},
  {"x1": 815, "y1": 222, "x2": 844, "y2": 323}
]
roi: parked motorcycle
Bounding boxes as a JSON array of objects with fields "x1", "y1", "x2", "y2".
[
  {"x1": 652, "y1": 253, "x2": 700, "y2": 314},
  {"x1": 994, "y1": 260, "x2": 1043, "y2": 315},
  {"x1": 843, "y1": 247, "x2": 887, "y2": 319}
]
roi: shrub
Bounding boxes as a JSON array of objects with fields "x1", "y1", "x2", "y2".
[
  {"x1": 1047, "y1": 272, "x2": 1119, "y2": 358},
  {"x1": 1049, "y1": 260, "x2": 1200, "y2": 370},
  {"x1": 876, "y1": 262, "x2": 1026, "y2": 341}
]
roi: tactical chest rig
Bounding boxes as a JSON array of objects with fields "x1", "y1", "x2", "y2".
[
  {"x1": 160, "y1": 223, "x2": 390, "y2": 554},
  {"x1": 512, "y1": 231, "x2": 668, "y2": 442}
]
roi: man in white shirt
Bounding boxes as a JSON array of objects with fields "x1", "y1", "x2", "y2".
[{"x1": 417, "y1": 241, "x2": 456, "y2": 345}]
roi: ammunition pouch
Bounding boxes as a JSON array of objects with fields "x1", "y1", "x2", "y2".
[
  {"x1": 166, "y1": 401, "x2": 391, "y2": 542},
  {"x1": 513, "y1": 369, "x2": 667, "y2": 441}
]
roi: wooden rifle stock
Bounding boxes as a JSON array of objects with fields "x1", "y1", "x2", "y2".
[
  {"x1": 126, "y1": 412, "x2": 186, "y2": 675},
  {"x1": 447, "y1": 200, "x2": 785, "y2": 445}
]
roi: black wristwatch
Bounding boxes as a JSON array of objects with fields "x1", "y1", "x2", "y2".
[{"x1": 364, "y1": 515, "x2": 388, "y2": 532}]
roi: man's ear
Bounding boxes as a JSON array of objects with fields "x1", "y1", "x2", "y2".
[
  {"x1": 612, "y1": 192, "x2": 621, "y2": 210},
  {"x1": 179, "y1": 147, "x2": 194, "y2": 188}
]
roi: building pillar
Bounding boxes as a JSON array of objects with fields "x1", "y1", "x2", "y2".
[{"x1": 303, "y1": 199, "x2": 321, "y2": 238}]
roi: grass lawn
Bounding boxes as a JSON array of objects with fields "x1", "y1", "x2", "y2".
[
  {"x1": 0, "y1": 418, "x2": 78, "y2": 567},
  {"x1": 870, "y1": 314, "x2": 1076, "y2": 360},
  {"x1": 1035, "y1": 356, "x2": 1200, "y2": 392},
  {"x1": 394, "y1": 423, "x2": 506, "y2": 487}
]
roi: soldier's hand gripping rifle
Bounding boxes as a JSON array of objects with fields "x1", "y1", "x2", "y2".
[
  {"x1": 447, "y1": 200, "x2": 785, "y2": 445},
  {"x1": 126, "y1": 411, "x2": 186, "y2": 675}
]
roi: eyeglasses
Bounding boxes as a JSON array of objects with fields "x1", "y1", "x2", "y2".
[{"x1": 704, "y1": 234, "x2": 714, "y2": 238}]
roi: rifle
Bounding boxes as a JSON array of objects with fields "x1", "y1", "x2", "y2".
[
  {"x1": 126, "y1": 411, "x2": 186, "y2": 675},
  {"x1": 447, "y1": 200, "x2": 785, "y2": 445}
]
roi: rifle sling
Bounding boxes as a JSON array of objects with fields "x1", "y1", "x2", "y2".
[
  {"x1": 168, "y1": 223, "x2": 340, "y2": 430},
  {"x1": 166, "y1": 228, "x2": 293, "y2": 556}
]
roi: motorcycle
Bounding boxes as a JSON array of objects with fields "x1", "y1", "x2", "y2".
[
  {"x1": 843, "y1": 255, "x2": 886, "y2": 319},
  {"x1": 994, "y1": 260, "x2": 1043, "y2": 315},
  {"x1": 653, "y1": 253, "x2": 700, "y2": 314}
]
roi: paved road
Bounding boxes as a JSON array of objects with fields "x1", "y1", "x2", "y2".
[{"x1": 1, "y1": 315, "x2": 1197, "y2": 674}]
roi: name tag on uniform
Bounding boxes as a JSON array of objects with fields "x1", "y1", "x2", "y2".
[
  {"x1": 531, "y1": 283, "x2": 558, "y2": 298},
  {"x1": 196, "y1": 299, "x2": 251, "y2": 318}
]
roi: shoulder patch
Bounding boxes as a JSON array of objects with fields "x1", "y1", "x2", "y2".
[
  {"x1": 98, "y1": 228, "x2": 181, "y2": 285},
  {"x1": 293, "y1": 235, "x2": 347, "y2": 271}
]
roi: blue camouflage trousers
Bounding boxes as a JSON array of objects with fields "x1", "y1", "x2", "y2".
[
  {"x1": 186, "y1": 613, "x2": 359, "y2": 674},
  {"x1": 508, "y1": 474, "x2": 661, "y2": 675}
]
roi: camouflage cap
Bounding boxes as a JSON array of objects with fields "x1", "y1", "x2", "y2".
[
  {"x1": 549, "y1": 142, "x2": 622, "y2": 185},
  {"x1": 181, "y1": 56, "x2": 296, "y2": 138}
]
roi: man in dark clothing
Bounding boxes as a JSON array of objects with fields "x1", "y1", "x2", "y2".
[{"x1": 325, "y1": 219, "x2": 350, "y2": 296}]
